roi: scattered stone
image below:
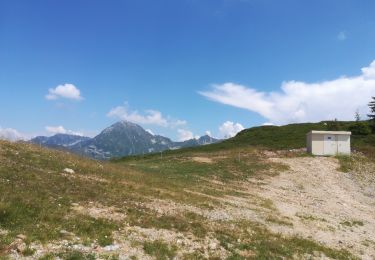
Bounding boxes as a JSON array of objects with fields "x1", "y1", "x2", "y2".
[
  {"x1": 9, "y1": 238, "x2": 27, "y2": 253},
  {"x1": 313, "y1": 250, "x2": 320, "y2": 257},
  {"x1": 63, "y1": 168, "x2": 75, "y2": 174},
  {"x1": 0, "y1": 229, "x2": 9, "y2": 235},
  {"x1": 104, "y1": 244, "x2": 120, "y2": 251},
  {"x1": 16, "y1": 242, "x2": 27, "y2": 253},
  {"x1": 209, "y1": 242, "x2": 217, "y2": 250},
  {"x1": 16, "y1": 234, "x2": 27, "y2": 240}
]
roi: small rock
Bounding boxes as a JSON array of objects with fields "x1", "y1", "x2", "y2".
[
  {"x1": 16, "y1": 241, "x2": 27, "y2": 253},
  {"x1": 16, "y1": 234, "x2": 27, "y2": 240},
  {"x1": 64, "y1": 168, "x2": 75, "y2": 174},
  {"x1": 9, "y1": 239, "x2": 26, "y2": 253},
  {"x1": 312, "y1": 251, "x2": 320, "y2": 257},
  {"x1": 209, "y1": 242, "x2": 217, "y2": 250},
  {"x1": 0, "y1": 229, "x2": 8, "y2": 235},
  {"x1": 104, "y1": 244, "x2": 120, "y2": 251}
]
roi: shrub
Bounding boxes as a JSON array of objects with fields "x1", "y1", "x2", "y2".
[
  {"x1": 349, "y1": 122, "x2": 371, "y2": 135},
  {"x1": 326, "y1": 119, "x2": 342, "y2": 131}
]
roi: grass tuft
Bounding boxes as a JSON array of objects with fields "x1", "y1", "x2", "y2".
[{"x1": 143, "y1": 240, "x2": 177, "y2": 259}]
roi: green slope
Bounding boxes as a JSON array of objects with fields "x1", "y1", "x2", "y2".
[
  {"x1": 151, "y1": 121, "x2": 375, "y2": 158},
  {"x1": 0, "y1": 140, "x2": 357, "y2": 259}
]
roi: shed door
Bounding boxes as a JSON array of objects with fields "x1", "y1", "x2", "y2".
[
  {"x1": 337, "y1": 135, "x2": 350, "y2": 154},
  {"x1": 324, "y1": 135, "x2": 337, "y2": 155}
]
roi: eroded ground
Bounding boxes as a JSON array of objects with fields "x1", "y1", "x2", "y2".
[
  {"x1": 0, "y1": 141, "x2": 374, "y2": 259},
  {"x1": 261, "y1": 156, "x2": 375, "y2": 259}
]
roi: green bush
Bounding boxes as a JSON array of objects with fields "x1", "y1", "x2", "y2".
[
  {"x1": 326, "y1": 119, "x2": 342, "y2": 131},
  {"x1": 349, "y1": 122, "x2": 371, "y2": 135}
]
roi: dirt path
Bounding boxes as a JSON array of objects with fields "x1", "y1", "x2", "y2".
[{"x1": 260, "y1": 156, "x2": 375, "y2": 260}]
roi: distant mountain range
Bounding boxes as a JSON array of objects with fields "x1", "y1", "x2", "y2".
[
  {"x1": 31, "y1": 134, "x2": 91, "y2": 148},
  {"x1": 30, "y1": 121, "x2": 220, "y2": 159}
]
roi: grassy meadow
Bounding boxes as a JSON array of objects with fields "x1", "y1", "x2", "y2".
[{"x1": 2, "y1": 120, "x2": 374, "y2": 259}]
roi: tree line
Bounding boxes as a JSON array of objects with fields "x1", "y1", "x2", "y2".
[{"x1": 326, "y1": 96, "x2": 375, "y2": 135}]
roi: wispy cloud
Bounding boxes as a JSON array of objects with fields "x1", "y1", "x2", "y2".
[
  {"x1": 177, "y1": 129, "x2": 194, "y2": 141},
  {"x1": 200, "y1": 60, "x2": 375, "y2": 125},
  {"x1": 176, "y1": 129, "x2": 200, "y2": 141},
  {"x1": 0, "y1": 126, "x2": 37, "y2": 141},
  {"x1": 107, "y1": 104, "x2": 187, "y2": 128},
  {"x1": 45, "y1": 125, "x2": 83, "y2": 136},
  {"x1": 46, "y1": 84, "x2": 83, "y2": 101},
  {"x1": 218, "y1": 121, "x2": 244, "y2": 138},
  {"x1": 0, "y1": 127, "x2": 27, "y2": 141}
]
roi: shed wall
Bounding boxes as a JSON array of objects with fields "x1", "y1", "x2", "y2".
[
  {"x1": 337, "y1": 135, "x2": 351, "y2": 154},
  {"x1": 307, "y1": 132, "x2": 351, "y2": 155},
  {"x1": 311, "y1": 134, "x2": 324, "y2": 155}
]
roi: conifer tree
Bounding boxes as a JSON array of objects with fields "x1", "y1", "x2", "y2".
[
  {"x1": 355, "y1": 109, "x2": 361, "y2": 122},
  {"x1": 368, "y1": 97, "x2": 375, "y2": 131}
]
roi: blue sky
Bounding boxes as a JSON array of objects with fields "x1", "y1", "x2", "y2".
[{"x1": 1, "y1": 0, "x2": 375, "y2": 140}]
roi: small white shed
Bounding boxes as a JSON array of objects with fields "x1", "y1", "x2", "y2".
[{"x1": 306, "y1": 131, "x2": 351, "y2": 156}]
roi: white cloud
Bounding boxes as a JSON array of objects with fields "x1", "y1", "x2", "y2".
[
  {"x1": 337, "y1": 31, "x2": 347, "y2": 41},
  {"x1": 45, "y1": 126, "x2": 83, "y2": 136},
  {"x1": 46, "y1": 84, "x2": 83, "y2": 100},
  {"x1": 45, "y1": 126, "x2": 66, "y2": 134},
  {"x1": 107, "y1": 105, "x2": 187, "y2": 128},
  {"x1": 0, "y1": 127, "x2": 26, "y2": 141},
  {"x1": 219, "y1": 121, "x2": 244, "y2": 139},
  {"x1": 177, "y1": 129, "x2": 194, "y2": 141},
  {"x1": 173, "y1": 120, "x2": 188, "y2": 127},
  {"x1": 362, "y1": 60, "x2": 375, "y2": 78},
  {"x1": 262, "y1": 122, "x2": 274, "y2": 126},
  {"x1": 200, "y1": 60, "x2": 375, "y2": 125},
  {"x1": 205, "y1": 130, "x2": 212, "y2": 136}
]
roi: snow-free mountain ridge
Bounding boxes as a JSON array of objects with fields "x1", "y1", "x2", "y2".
[{"x1": 31, "y1": 121, "x2": 220, "y2": 159}]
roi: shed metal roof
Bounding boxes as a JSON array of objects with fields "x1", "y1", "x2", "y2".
[{"x1": 307, "y1": 130, "x2": 351, "y2": 135}]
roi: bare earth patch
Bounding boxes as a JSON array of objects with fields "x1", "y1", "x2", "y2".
[
  {"x1": 60, "y1": 170, "x2": 110, "y2": 184},
  {"x1": 260, "y1": 156, "x2": 375, "y2": 260},
  {"x1": 191, "y1": 157, "x2": 213, "y2": 164},
  {"x1": 115, "y1": 225, "x2": 228, "y2": 259},
  {"x1": 71, "y1": 203, "x2": 126, "y2": 221}
]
